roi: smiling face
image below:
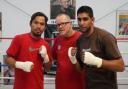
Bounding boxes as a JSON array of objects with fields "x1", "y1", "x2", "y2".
[
  {"x1": 30, "y1": 16, "x2": 46, "y2": 37},
  {"x1": 55, "y1": 14, "x2": 73, "y2": 37}
]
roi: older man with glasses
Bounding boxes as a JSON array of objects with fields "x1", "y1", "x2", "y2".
[{"x1": 52, "y1": 13, "x2": 85, "y2": 89}]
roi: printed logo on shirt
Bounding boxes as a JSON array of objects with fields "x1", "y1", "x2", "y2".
[
  {"x1": 29, "y1": 46, "x2": 39, "y2": 52},
  {"x1": 82, "y1": 48, "x2": 91, "y2": 52},
  {"x1": 58, "y1": 45, "x2": 61, "y2": 50}
]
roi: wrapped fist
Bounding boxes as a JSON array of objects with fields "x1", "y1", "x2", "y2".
[
  {"x1": 39, "y1": 45, "x2": 49, "y2": 63},
  {"x1": 83, "y1": 52, "x2": 102, "y2": 68},
  {"x1": 68, "y1": 47, "x2": 77, "y2": 64},
  {"x1": 15, "y1": 61, "x2": 34, "y2": 72}
]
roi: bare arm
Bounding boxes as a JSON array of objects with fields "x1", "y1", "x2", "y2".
[
  {"x1": 69, "y1": 47, "x2": 125, "y2": 72},
  {"x1": 102, "y1": 58, "x2": 125, "y2": 72},
  {"x1": 39, "y1": 45, "x2": 52, "y2": 72},
  {"x1": 44, "y1": 61, "x2": 52, "y2": 72},
  {"x1": 5, "y1": 56, "x2": 16, "y2": 68},
  {"x1": 74, "y1": 62, "x2": 84, "y2": 72},
  {"x1": 5, "y1": 56, "x2": 34, "y2": 72},
  {"x1": 68, "y1": 47, "x2": 84, "y2": 72},
  {"x1": 84, "y1": 52, "x2": 125, "y2": 72}
]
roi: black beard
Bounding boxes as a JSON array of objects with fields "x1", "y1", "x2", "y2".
[
  {"x1": 80, "y1": 27, "x2": 90, "y2": 34},
  {"x1": 32, "y1": 32, "x2": 41, "y2": 37}
]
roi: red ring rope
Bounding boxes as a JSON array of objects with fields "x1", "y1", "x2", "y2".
[{"x1": 0, "y1": 37, "x2": 55, "y2": 40}]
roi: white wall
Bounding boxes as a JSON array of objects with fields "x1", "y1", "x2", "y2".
[{"x1": 0, "y1": 0, "x2": 128, "y2": 64}]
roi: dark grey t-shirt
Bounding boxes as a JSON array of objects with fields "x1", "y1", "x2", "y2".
[{"x1": 76, "y1": 27, "x2": 121, "y2": 89}]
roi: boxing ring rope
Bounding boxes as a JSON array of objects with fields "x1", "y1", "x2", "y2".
[
  {"x1": 0, "y1": 77, "x2": 55, "y2": 80},
  {"x1": 0, "y1": 37, "x2": 55, "y2": 40},
  {"x1": 1, "y1": 37, "x2": 128, "y2": 53},
  {"x1": 0, "y1": 37, "x2": 128, "y2": 85}
]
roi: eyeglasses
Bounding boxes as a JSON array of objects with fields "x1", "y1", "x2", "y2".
[
  {"x1": 77, "y1": 17, "x2": 90, "y2": 21},
  {"x1": 56, "y1": 22, "x2": 70, "y2": 28}
]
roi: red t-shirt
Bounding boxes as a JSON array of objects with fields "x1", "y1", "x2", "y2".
[
  {"x1": 6, "y1": 33, "x2": 52, "y2": 89},
  {"x1": 53, "y1": 31, "x2": 86, "y2": 89}
]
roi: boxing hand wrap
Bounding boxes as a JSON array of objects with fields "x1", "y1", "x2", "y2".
[
  {"x1": 68, "y1": 47, "x2": 77, "y2": 64},
  {"x1": 15, "y1": 61, "x2": 34, "y2": 72},
  {"x1": 84, "y1": 52, "x2": 102, "y2": 68},
  {"x1": 39, "y1": 45, "x2": 49, "y2": 63}
]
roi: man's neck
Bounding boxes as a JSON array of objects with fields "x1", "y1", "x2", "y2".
[
  {"x1": 30, "y1": 33, "x2": 41, "y2": 40},
  {"x1": 84, "y1": 26, "x2": 94, "y2": 37},
  {"x1": 65, "y1": 29, "x2": 75, "y2": 37}
]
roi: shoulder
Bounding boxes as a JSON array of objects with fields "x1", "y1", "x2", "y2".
[
  {"x1": 53, "y1": 36, "x2": 65, "y2": 45},
  {"x1": 13, "y1": 33, "x2": 29, "y2": 41},
  {"x1": 73, "y1": 31, "x2": 81, "y2": 38},
  {"x1": 40, "y1": 38, "x2": 48, "y2": 44},
  {"x1": 95, "y1": 27, "x2": 115, "y2": 39},
  {"x1": 55, "y1": 35, "x2": 63, "y2": 40},
  {"x1": 75, "y1": 31, "x2": 81, "y2": 35},
  {"x1": 14, "y1": 33, "x2": 29, "y2": 38},
  {"x1": 54, "y1": 36, "x2": 61, "y2": 42},
  {"x1": 95, "y1": 27, "x2": 117, "y2": 43}
]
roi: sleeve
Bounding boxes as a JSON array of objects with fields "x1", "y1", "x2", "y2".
[
  {"x1": 102, "y1": 34, "x2": 122, "y2": 59},
  {"x1": 6, "y1": 35, "x2": 21, "y2": 57}
]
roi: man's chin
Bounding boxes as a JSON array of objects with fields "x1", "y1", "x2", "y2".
[
  {"x1": 33, "y1": 33, "x2": 41, "y2": 37},
  {"x1": 80, "y1": 29, "x2": 87, "y2": 33},
  {"x1": 80, "y1": 30, "x2": 86, "y2": 33},
  {"x1": 80, "y1": 28, "x2": 90, "y2": 33},
  {"x1": 59, "y1": 33, "x2": 64, "y2": 36}
]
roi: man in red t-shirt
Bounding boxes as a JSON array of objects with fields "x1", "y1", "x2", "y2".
[
  {"x1": 52, "y1": 13, "x2": 85, "y2": 89},
  {"x1": 5, "y1": 12, "x2": 52, "y2": 89}
]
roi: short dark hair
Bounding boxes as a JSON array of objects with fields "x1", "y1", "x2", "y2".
[
  {"x1": 30, "y1": 12, "x2": 48, "y2": 25},
  {"x1": 77, "y1": 6, "x2": 93, "y2": 18}
]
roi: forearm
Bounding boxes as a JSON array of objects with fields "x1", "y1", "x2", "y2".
[
  {"x1": 74, "y1": 62, "x2": 83, "y2": 72},
  {"x1": 44, "y1": 61, "x2": 52, "y2": 72},
  {"x1": 5, "y1": 56, "x2": 16, "y2": 68},
  {"x1": 102, "y1": 58, "x2": 125, "y2": 72},
  {"x1": 5, "y1": 56, "x2": 33, "y2": 72},
  {"x1": 83, "y1": 52, "x2": 125, "y2": 72},
  {"x1": 39, "y1": 45, "x2": 50, "y2": 63}
]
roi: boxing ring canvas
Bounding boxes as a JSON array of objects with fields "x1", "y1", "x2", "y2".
[{"x1": 116, "y1": 10, "x2": 128, "y2": 41}]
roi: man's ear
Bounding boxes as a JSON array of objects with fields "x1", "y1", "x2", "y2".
[
  {"x1": 45, "y1": 24, "x2": 48, "y2": 30},
  {"x1": 92, "y1": 17, "x2": 95, "y2": 23}
]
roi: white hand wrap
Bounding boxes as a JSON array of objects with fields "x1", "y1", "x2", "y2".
[
  {"x1": 84, "y1": 52, "x2": 102, "y2": 68},
  {"x1": 15, "y1": 61, "x2": 34, "y2": 72},
  {"x1": 68, "y1": 47, "x2": 77, "y2": 64},
  {"x1": 39, "y1": 45, "x2": 49, "y2": 63}
]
